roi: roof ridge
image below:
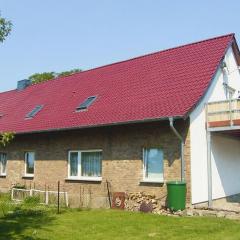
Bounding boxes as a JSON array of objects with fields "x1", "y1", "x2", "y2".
[
  {"x1": 2, "y1": 33, "x2": 235, "y2": 92},
  {"x1": 0, "y1": 89, "x2": 16, "y2": 95},
  {"x1": 67, "y1": 32, "x2": 235, "y2": 76}
]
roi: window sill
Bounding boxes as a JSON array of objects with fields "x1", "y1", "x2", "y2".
[
  {"x1": 140, "y1": 179, "x2": 164, "y2": 184},
  {"x1": 65, "y1": 177, "x2": 102, "y2": 182},
  {"x1": 22, "y1": 175, "x2": 34, "y2": 179}
]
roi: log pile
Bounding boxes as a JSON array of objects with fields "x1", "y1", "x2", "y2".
[{"x1": 124, "y1": 192, "x2": 166, "y2": 214}]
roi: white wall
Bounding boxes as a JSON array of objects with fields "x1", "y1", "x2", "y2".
[
  {"x1": 190, "y1": 46, "x2": 240, "y2": 204},
  {"x1": 211, "y1": 134, "x2": 240, "y2": 199}
]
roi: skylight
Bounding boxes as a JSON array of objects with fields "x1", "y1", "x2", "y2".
[
  {"x1": 26, "y1": 105, "x2": 44, "y2": 119},
  {"x1": 76, "y1": 96, "x2": 97, "y2": 111}
]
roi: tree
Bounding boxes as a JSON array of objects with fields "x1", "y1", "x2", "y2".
[
  {"x1": 29, "y1": 69, "x2": 82, "y2": 84},
  {"x1": 57, "y1": 69, "x2": 81, "y2": 77},
  {"x1": 0, "y1": 132, "x2": 14, "y2": 147},
  {"x1": 29, "y1": 72, "x2": 56, "y2": 84},
  {"x1": 0, "y1": 14, "x2": 12, "y2": 42}
]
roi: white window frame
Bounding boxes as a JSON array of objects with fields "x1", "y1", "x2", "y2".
[
  {"x1": 68, "y1": 149, "x2": 102, "y2": 181},
  {"x1": 0, "y1": 153, "x2": 7, "y2": 176},
  {"x1": 24, "y1": 152, "x2": 35, "y2": 177},
  {"x1": 142, "y1": 148, "x2": 164, "y2": 183}
]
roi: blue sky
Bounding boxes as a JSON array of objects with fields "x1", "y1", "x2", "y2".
[{"x1": 0, "y1": 0, "x2": 240, "y2": 92}]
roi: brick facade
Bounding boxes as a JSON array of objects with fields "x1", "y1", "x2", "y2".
[{"x1": 0, "y1": 119, "x2": 191, "y2": 208}]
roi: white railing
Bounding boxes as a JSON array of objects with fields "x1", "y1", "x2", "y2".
[
  {"x1": 206, "y1": 99, "x2": 240, "y2": 127},
  {"x1": 11, "y1": 188, "x2": 69, "y2": 207}
]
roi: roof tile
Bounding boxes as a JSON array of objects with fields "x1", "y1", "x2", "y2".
[{"x1": 0, "y1": 34, "x2": 235, "y2": 133}]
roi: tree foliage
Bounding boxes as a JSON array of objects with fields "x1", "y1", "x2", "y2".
[
  {"x1": 0, "y1": 14, "x2": 12, "y2": 42},
  {"x1": 29, "y1": 72, "x2": 56, "y2": 84},
  {"x1": 57, "y1": 69, "x2": 82, "y2": 77},
  {"x1": 29, "y1": 69, "x2": 82, "y2": 84},
  {"x1": 0, "y1": 132, "x2": 15, "y2": 147}
]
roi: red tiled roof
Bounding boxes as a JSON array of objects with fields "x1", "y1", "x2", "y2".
[{"x1": 0, "y1": 34, "x2": 237, "y2": 134}]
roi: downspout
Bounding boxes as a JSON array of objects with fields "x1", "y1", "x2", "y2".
[{"x1": 169, "y1": 117, "x2": 185, "y2": 181}]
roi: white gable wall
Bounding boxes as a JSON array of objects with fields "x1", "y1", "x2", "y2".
[{"x1": 190, "y1": 46, "x2": 240, "y2": 204}]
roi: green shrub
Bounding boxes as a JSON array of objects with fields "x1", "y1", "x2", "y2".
[
  {"x1": 0, "y1": 193, "x2": 13, "y2": 217},
  {"x1": 24, "y1": 196, "x2": 40, "y2": 206},
  {"x1": 12, "y1": 183, "x2": 26, "y2": 189}
]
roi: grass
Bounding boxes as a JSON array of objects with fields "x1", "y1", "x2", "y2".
[{"x1": 0, "y1": 195, "x2": 240, "y2": 240}]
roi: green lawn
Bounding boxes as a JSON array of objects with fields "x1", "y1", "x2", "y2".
[{"x1": 0, "y1": 207, "x2": 240, "y2": 240}]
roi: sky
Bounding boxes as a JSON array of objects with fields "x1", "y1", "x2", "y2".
[{"x1": 0, "y1": 0, "x2": 240, "y2": 92}]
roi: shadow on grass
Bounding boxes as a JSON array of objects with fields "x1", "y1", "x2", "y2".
[{"x1": 0, "y1": 208, "x2": 56, "y2": 240}]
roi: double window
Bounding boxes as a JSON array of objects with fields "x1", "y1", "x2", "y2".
[
  {"x1": 0, "y1": 153, "x2": 7, "y2": 176},
  {"x1": 143, "y1": 148, "x2": 164, "y2": 182},
  {"x1": 25, "y1": 152, "x2": 35, "y2": 177},
  {"x1": 68, "y1": 150, "x2": 102, "y2": 181}
]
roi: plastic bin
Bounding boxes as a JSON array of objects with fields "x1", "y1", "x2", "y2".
[{"x1": 167, "y1": 181, "x2": 186, "y2": 211}]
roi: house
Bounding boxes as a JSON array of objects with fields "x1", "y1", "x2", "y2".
[{"x1": 0, "y1": 33, "x2": 240, "y2": 208}]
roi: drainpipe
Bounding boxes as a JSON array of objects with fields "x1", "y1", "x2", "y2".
[
  {"x1": 169, "y1": 117, "x2": 185, "y2": 181},
  {"x1": 206, "y1": 131, "x2": 213, "y2": 208}
]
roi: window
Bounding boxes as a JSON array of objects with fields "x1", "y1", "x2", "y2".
[
  {"x1": 25, "y1": 152, "x2": 35, "y2": 177},
  {"x1": 26, "y1": 105, "x2": 44, "y2": 119},
  {"x1": 0, "y1": 153, "x2": 7, "y2": 176},
  {"x1": 69, "y1": 152, "x2": 78, "y2": 177},
  {"x1": 76, "y1": 96, "x2": 97, "y2": 111},
  {"x1": 143, "y1": 148, "x2": 164, "y2": 182},
  {"x1": 68, "y1": 150, "x2": 102, "y2": 181}
]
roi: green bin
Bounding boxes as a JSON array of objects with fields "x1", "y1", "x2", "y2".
[{"x1": 167, "y1": 181, "x2": 186, "y2": 211}]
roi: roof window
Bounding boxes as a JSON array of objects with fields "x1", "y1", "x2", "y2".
[
  {"x1": 76, "y1": 96, "x2": 97, "y2": 111},
  {"x1": 25, "y1": 105, "x2": 44, "y2": 119}
]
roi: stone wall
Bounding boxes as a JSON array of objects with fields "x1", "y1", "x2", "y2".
[{"x1": 0, "y1": 119, "x2": 191, "y2": 208}]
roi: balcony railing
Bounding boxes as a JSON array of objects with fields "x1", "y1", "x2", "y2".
[{"x1": 206, "y1": 99, "x2": 240, "y2": 128}]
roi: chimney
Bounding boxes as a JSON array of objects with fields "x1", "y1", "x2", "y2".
[{"x1": 17, "y1": 79, "x2": 31, "y2": 90}]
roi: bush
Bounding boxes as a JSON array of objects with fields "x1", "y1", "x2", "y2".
[
  {"x1": 0, "y1": 193, "x2": 13, "y2": 217},
  {"x1": 24, "y1": 196, "x2": 40, "y2": 206},
  {"x1": 12, "y1": 183, "x2": 26, "y2": 189}
]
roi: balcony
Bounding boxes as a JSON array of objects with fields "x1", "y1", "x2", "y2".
[{"x1": 206, "y1": 99, "x2": 240, "y2": 129}]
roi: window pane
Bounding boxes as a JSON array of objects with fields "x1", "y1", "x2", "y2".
[
  {"x1": 70, "y1": 152, "x2": 78, "y2": 177},
  {"x1": 0, "y1": 153, "x2": 7, "y2": 175},
  {"x1": 77, "y1": 96, "x2": 97, "y2": 111},
  {"x1": 145, "y1": 148, "x2": 163, "y2": 179},
  {"x1": 26, "y1": 152, "x2": 35, "y2": 174},
  {"x1": 81, "y1": 152, "x2": 102, "y2": 177}
]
